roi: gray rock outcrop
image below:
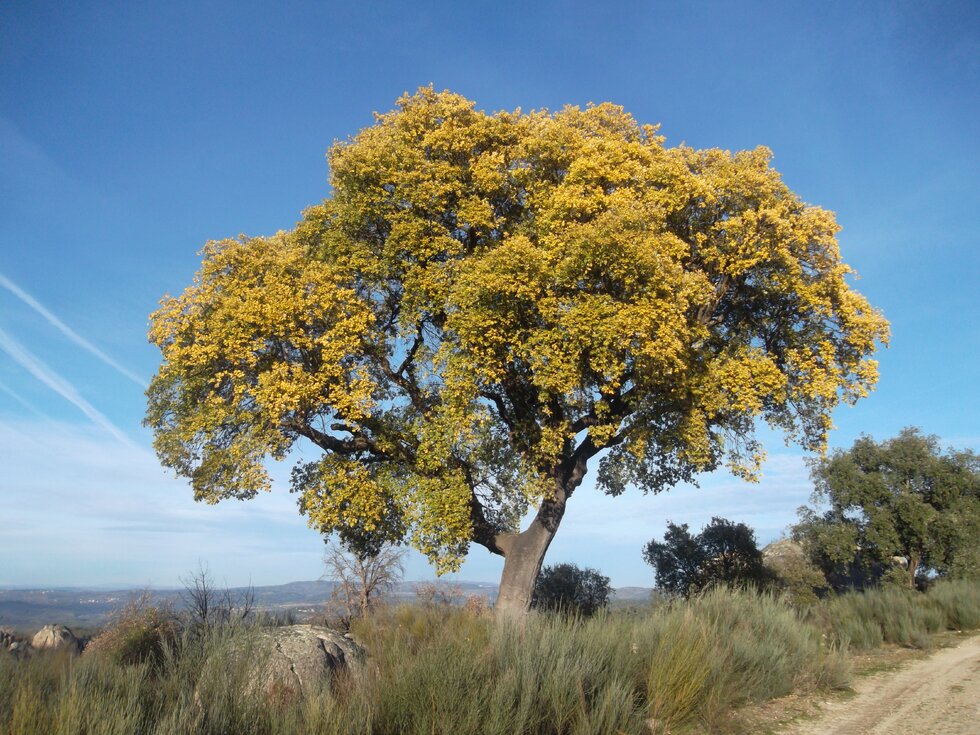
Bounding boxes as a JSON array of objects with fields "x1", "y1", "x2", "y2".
[
  {"x1": 761, "y1": 538, "x2": 808, "y2": 572},
  {"x1": 198, "y1": 625, "x2": 365, "y2": 704},
  {"x1": 31, "y1": 624, "x2": 80, "y2": 652}
]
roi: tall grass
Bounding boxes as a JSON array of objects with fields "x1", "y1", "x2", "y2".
[
  {"x1": 638, "y1": 590, "x2": 850, "y2": 733},
  {"x1": 2, "y1": 581, "x2": 976, "y2": 735},
  {"x1": 816, "y1": 579, "x2": 980, "y2": 650}
]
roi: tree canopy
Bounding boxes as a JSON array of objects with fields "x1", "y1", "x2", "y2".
[
  {"x1": 146, "y1": 88, "x2": 888, "y2": 614},
  {"x1": 794, "y1": 428, "x2": 980, "y2": 589},
  {"x1": 532, "y1": 563, "x2": 612, "y2": 616},
  {"x1": 643, "y1": 517, "x2": 768, "y2": 595}
]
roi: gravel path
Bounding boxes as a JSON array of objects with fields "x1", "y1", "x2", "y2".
[{"x1": 783, "y1": 634, "x2": 980, "y2": 734}]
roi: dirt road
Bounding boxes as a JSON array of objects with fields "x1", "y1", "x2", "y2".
[{"x1": 784, "y1": 634, "x2": 980, "y2": 734}]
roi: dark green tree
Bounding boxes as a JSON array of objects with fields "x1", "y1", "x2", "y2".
[
  {"x1": 531, "y1": 563, "x2": 612, "y2": 616},
  {"x1": 794, "y1": 428, "x2": 980, "y2": 589},
  {"x1": 643, "y1": 517, "x2": 767, "y2": 595}
]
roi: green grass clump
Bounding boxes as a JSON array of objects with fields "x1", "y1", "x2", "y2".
[
  {"x1": 926, "y1": 579, "x2": 980, "y2": 630},
  {"x1": 352, "y1": 604, "x2": 644, "y2": 734},
  {"x1": 816, "y1": 579, "x2": 980, "y2": 650},
  {"x1": 638, "y1": 589, "x2": 849, "y2": 733}
]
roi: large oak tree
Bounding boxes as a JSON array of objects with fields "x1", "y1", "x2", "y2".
[
  {"x1": 146, "y1": 89, "x2": 888, "y2": 616},
  {"x1": 795, "y1": 428, "x2": 980, "y2": 589}
]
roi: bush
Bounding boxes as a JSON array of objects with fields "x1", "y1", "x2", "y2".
[
  {"x1": 16, "y1": 582, "x2": 980, "y2": 734},
  {"x1": 926, "y1": 579, "x2": 980, "y2": 630},
  {"x1": 84, "y1": 593, "x2": 181, "y2": 668},
  {"x1": 761, "y1": 538, "x2": 828, "y2": 606},
  {"x1": 531, "y1": 563, "x2": 612, "y2": 617}
]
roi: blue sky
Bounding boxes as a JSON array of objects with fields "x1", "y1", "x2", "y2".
[{"x1": 1, "y1": 1, "x2": 977, "y2": 589}]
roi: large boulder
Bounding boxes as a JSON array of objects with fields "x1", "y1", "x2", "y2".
[
  {"x1": 198, "y1": 625, "x2": 365, "y2": 705},
  {"x1": 762, "y1": 539, "x2": 827, "y2": 605},
  {"x1": 762, "y1": 538, "x2": 807, "y2": 571},
  {"x1": 31, "y1": 624, "x2": 80, "y2": 652}
]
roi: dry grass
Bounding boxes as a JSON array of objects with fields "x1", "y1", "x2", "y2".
[{"x1": 1, "y1": 582, "x2": 976, "y2": 735}]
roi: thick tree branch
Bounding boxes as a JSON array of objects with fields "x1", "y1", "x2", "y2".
[
  {"x1": 293, "y1": 422, "x2": 388, "y2": 458},
  {"x1": 697, "y1": 274, "x2": 731, "y2": 326}
]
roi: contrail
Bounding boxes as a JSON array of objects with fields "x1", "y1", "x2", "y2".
[
  {"x1": 0, "y1": 326, "x2": 137, "y2": 447},
  {"x1": 0, "y1": 377, "x2": 48, "y2": 419},
  {"x1": 0, "y1": 271, "x2": 147, "y2": 388}
]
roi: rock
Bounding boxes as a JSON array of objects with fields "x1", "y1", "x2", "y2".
[
  {"x1": 31, "y1": 624, "x2": 80, "y2": 652},
  {"x1": 1, "y1": 626, "x2": 30, "y2": 656},
  {"x1": 762, "y1": 538, "x2": 828, "y2": 606},
  {"x1": 7, "y1": 641, "x2": 32, "y2": 658},
  {"x1": 199, "y1": 625, "x2": 365, "y2": 705},
  {"x1": 761, "y1": 538, "x2": 807, "y2": 570}
]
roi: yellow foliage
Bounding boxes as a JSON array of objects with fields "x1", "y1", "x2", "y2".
[{"x1": 146, "y1": 88, "x2": 888, "y2": 570}]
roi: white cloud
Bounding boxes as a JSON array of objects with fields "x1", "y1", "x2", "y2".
[
  {"x1": 0, "y1": 377, "x2": 48, "y2": 418},
  {"x1": 0, "y1": 414, "x2": 821, "y2": 590},
  {"x1": 0, "y1": 420, "x2": 324, "y2": 587}
]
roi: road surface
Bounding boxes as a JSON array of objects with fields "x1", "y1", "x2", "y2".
[{"x1": 784, "y1": 634, "x2": 980, "y2": 734}]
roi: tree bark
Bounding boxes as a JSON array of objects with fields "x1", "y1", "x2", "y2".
[{"x1": 494, "y1": 490, "x2": 567, "y2": 618}]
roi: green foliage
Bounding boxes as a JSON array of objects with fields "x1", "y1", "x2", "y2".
[
  {"x1": 644, "y1": 611, "x2": 714, "y2": 731},
  {"x1": 926, "y1": 578, "x2": 980, "y2": 629},
  {"x1": 795, "y1": 428, "x2": 980, "y2": 590},
  {"x1": 531, "y1": 563, "x2": 612, "y2": 616},
  {"x1": 761, "y1": 539, "x2": 829, "y2": 607},
  {"x1": 643, "y1": 517, "x2": 768, "y2": 595}
]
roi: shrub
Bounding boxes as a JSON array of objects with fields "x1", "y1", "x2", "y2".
[
  {"x1": 84, "y1": 593, "x2": 181, "y2": 667},
  {"x1": 644, "y1": 610, "x2": 714, "y2": 730},
  {"x1": 926, "y1": 579, "x2": 980, "y2": 630},
  {"x1": 817, "y1": 581, "x2": 980, "y2": 650},
  {"x1": 26, "y1": 583, "x2": 980, "y2": 735},
  {"x1": 761, "y1": 538, "x2": 828, "y2": 607}
]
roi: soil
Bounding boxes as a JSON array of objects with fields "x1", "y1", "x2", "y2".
[{"x1": 780, "y1": 633, "x2": 980, "y2": 735}]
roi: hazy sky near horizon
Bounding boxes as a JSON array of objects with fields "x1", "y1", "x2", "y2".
[{"x1": 1, "y1": 1, "x2": 977, "y2": 589}]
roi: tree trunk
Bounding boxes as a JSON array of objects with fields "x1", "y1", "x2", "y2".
[
  {"x1": 494, "y1": 491, "x2": 567, "y2": 618},
  {"x1": 907, "y1": 550, "x2": 921, "y2": 589}
]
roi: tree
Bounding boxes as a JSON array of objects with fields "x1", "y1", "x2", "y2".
[
  {"x1": 643, "y1": 517, "x2": 768, "y2": 595},
  {"x1": 532, "y1": 563, "x2": 612, "y2": 616},
  {"x1": 146, "y1": 88, "x2": 888, "y2": 617},
  {"x1": 323, "y1": 540, "x2": 405, "y2": 628},
  {"x1": 179, "y1": 563, "x2": 255, "y2": 630},
  {"x1": 794, "y1": 428, "x2": 980, "y2": 589}
]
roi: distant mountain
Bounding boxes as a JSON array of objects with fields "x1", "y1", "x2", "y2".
[{"x1": 609, "y1": 586, "x2": 655, "y2": 601}]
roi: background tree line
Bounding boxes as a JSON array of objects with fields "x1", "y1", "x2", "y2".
[{"x1": 644, "y1": 428, "x2": 980, "y2": 601}]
